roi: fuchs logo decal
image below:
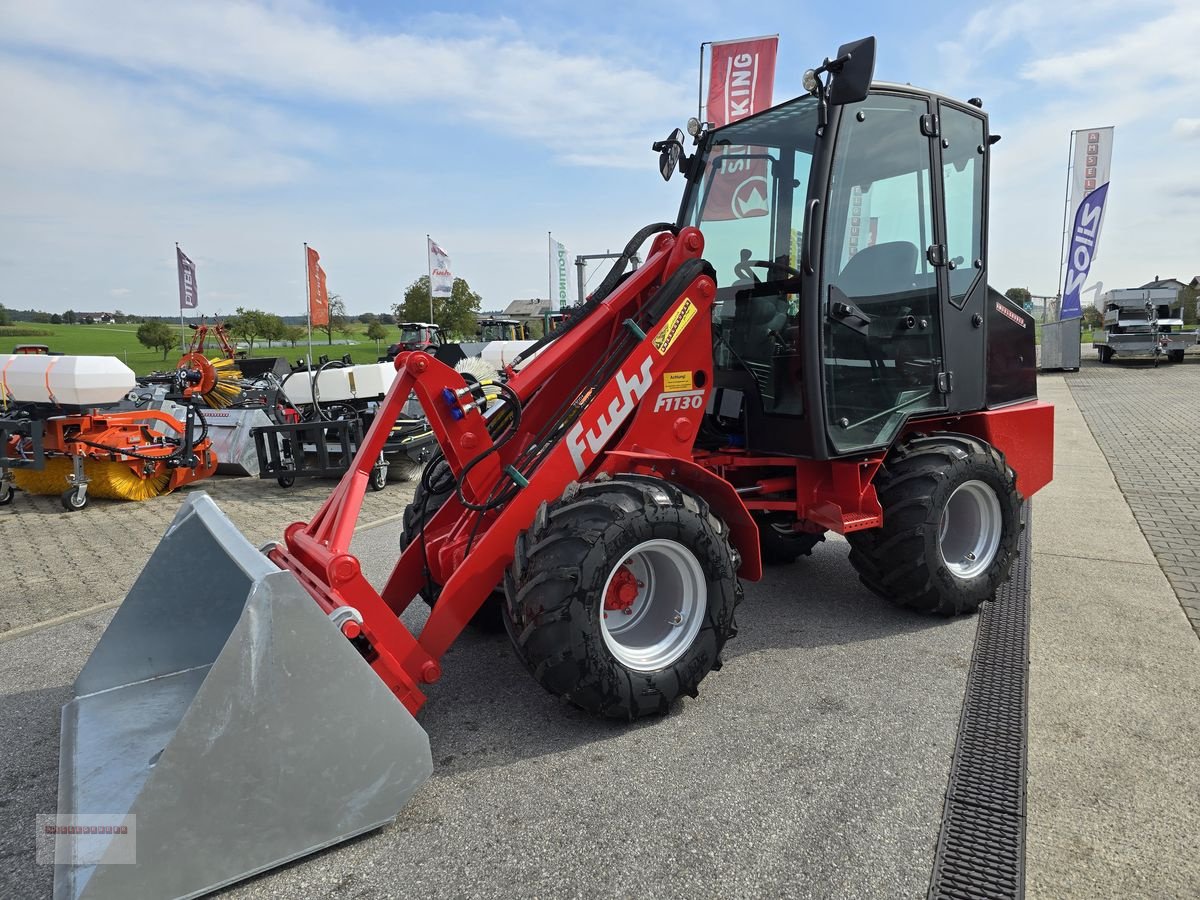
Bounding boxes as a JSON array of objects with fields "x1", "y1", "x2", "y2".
[
  {"x1": 995, "y1": 302, "x2": 1026, "y2": 328},
  {"x1": 566, "y1": 355, "x2": 655, "y2": 475}
]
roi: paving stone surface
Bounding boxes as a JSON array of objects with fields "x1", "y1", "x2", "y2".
[
  {"x1": 0, "y1": 473, "x2": 414, "y2": 633},
  {"x1": 1065, "y1": 352, "x2": 1200, "y2": 637}
]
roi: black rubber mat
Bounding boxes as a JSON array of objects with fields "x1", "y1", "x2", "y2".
[{"x1": 928, "y1": 503, "x2": 1031, "y2": 899}]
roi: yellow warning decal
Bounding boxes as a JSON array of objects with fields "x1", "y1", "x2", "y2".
[
  {"x1": 663, "y1": 371, "x2": 694, "y2": 392},
  {"x1": 653, "y1": 298, "x2": 697, "y2": 356}
]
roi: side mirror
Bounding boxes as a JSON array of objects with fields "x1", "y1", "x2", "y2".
[
  {"x1": 653, "y1": 128, "x2": 686, "y2": 181},
  {"x1": 828, "y1": 36, "x2": 876, "y2": 106}
]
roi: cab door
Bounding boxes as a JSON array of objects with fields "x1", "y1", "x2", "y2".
[
  {"x1": 820, "y1": 91, "x2": 946, "y2": 455},
  {"x1": 934, "y1": 101, "x2": 989, "y2": 412}
]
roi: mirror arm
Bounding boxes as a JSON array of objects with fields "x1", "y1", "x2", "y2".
[{"x1": 815, "y1": 75, "x2": 829, "y2": 131}]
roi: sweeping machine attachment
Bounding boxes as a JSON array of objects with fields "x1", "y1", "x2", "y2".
[
  {"x1": 173, "y1": 317, "x2": 245, "y2": 408},
  {"x1": 176, "y1": 351, "x2": 243, "y2": 408},
  {"x1": 1, "y1": 354, "x2": 218, "y2": 509}
]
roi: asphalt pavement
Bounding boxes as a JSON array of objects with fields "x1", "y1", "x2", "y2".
[
  {"x1": 3, "y1": 360, "x2": 1198, "y2": 897},
  {"x1": 1, "y1": 525, "x2": 975, "y2": 900}
]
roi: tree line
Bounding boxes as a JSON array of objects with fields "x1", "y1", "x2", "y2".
[{"x1": 129, "y1": 275, "x2": 486, "y2": 360}]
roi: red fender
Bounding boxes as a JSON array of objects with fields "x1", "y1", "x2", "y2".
[{"x1": 600, "y1": 449, "x2": 762, "y2": 581}]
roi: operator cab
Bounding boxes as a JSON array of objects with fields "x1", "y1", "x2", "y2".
[
  {"x1": 478, "y1": 318, "x2": 528, "y2": 342},
  {"x1": 386, "y1": 323, "x2": 445, "y2": 361},
  {"x1": 673, "y1": 36, "x2": 1009, "y2": 461}
]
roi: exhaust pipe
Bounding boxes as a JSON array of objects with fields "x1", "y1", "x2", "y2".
[{"x1": 53, "y1": 493, "x2": 432, "y2": 900}]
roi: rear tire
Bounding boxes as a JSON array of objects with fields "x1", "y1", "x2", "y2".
[
  {"x1": 506, "y1": 476, "x2": 741, "y2": 719},
  {"x1": 755, "y1": 513, "x2": 825, "y2": 564},
  {"x1": 400, "y1": 456, "x2": 505, "y2": 632},
  {"x1": 0, "y1": 482, "x2": 13, "y2": 506},
  {"x1": 1169, "y1": 349, "x2": 1185, "y2": 364},
  {"x1": 847, "y1": 434, "x2": 1021, "y2": 616},
  {"x1": 1097, "y1": 345, "x2": 1112, "y2": 363}
]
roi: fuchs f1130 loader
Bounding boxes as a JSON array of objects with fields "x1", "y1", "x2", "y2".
[{"x1": 51, "y1": 36, "x2": 1053, "y2": 900}]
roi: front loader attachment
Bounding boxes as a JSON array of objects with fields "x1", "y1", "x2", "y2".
[{"x1": 54, "y1": 493, "x2": 432, "y2": 900}]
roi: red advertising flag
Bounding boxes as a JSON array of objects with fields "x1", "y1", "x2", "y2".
[
  {"x1": 704, "y1": 35, "x2": 778, "y2": 221},
  {"x1": 307, "y1": 246, "x2": 329, "y2": 327}
]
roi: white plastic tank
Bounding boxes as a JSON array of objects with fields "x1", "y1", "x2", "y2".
[
  {"x1": 283, "y1": 366, "x2": 354, "y2": 406},
  {"x1": 283, "y1": 363, "x2": 399, "y2": 406},
  {"x1": 479, "y1": 340, "x2": 538, "y2": 370},
  {"x1": 1, "y1": 354, "x2": 137, "y2": 406},
  {"x1": 346, "y1": 362, "x2": 397, "y2": 399}
]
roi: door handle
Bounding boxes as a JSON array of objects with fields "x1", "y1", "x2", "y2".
[{"x1": 802, "y1": 199, "x2": 821, "y2": 275}]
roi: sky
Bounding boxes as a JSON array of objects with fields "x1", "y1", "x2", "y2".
[{"x1": 1, "y1": 0, "x2": 1196, "y2": 317}]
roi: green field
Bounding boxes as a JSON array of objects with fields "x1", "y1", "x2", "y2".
[{"x1": 1, "y1": 323, "x2": 394, "y2": 375}]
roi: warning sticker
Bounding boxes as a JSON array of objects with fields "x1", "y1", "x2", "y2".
[
  {"x1": 663, "y1": 371, "x2": 694, "y2": 392},
  {"x1": 653, "y1": 298, "x2": 697, "y2": 356}
]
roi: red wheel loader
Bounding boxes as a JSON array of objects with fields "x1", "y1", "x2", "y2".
[{"x1": 51, "y1": 36, "x2": 1053, "y2": 899}]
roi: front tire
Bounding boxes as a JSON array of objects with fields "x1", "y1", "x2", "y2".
[
  {"x1": 847, "y1": 434, "x2": 1021, "y2": 616},
  {"x1": 506, "y1": 476, "x2": 741, "y2": 719},
  {"x1": 1169, "y1": 349, "x2": 1185, "y2": 364}
]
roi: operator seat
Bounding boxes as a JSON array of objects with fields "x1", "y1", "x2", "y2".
[
  {"x1": 834, "y1": 241, "x2": 919, "y2": 300},
  {"x1": 828, "y1": 241, "x2": 920, "y2": 388}
]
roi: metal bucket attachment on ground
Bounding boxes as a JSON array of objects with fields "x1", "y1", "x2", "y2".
[{"x1": 54, "y1": 492, "x2": 432, "y2": 900}]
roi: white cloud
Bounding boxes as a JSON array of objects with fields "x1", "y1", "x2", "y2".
[
  {"x1": 0, "y1": 0, "x2": 689, "y2": 168},
  {"x1": 931, "y1": 0, "x2": 1200, "y2": 294},
  {"x1": 1173, "y1": 118, "x2": 1200, "y2": 140},
  {"x1": 108, "y1": 288, "x2": 131, "y2": 297}
]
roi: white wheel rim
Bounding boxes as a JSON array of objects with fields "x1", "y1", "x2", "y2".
[
  {"x1": 599, "y1": 539, "x2": 707, "y2": 672},
  {"x1": 938, "y1": 480, "x2": 1003, "y2": 580}
]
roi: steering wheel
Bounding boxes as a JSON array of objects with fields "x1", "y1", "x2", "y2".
[
  {"x1": 733, "y1": 257, "x2": 803, "y2": 284},
  {"x1": 748, "y1": 259, "x2": 802, "y2": 280}
]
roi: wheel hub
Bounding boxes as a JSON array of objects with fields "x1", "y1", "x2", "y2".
[
  {"x1": 937, "y1": 480, "x2": 1003, "y2": 580},
  {"x1": 604, "y1": 566, "x2": 640, "y2": 614},
  {"x1": 599, "y1": 539, "x2": 706, "y2": 672}
]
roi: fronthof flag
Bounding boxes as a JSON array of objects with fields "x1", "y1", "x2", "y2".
[
  {"x1": 428, "y1": 238, "x2": 453, "y2": 298},
  {"x1": 1061, "y1": 126, "x2": 1115, "y2": 319},
  {"x1": 703, "y1": 35, "x2": 779, "y2": 222},
  {"x1": 177, "y1": 247, "x2": 198, "y2": 310},
  {"x1": 307, "y1": 246, "x2": 329, "y2": 327},
  {"x1": 549, "y1": 238, "x2": 577, "y2": 310}
]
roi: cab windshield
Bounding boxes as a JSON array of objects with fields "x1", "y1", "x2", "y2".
[
  {"x1": 680, "y1": 95, "x2": 820, "y2": 416},
  {"x1": 400, "y1": 326, "x2": 429, "y2": 343}
]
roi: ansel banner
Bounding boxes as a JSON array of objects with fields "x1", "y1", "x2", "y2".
[
  {"x1": 1062, "y1": 126, "x2": 1114, "y2": 319},
  {"x1": 176, "y1": 247, "x2": 198, "y2": 310},
  {"x1": 428, "y1": 238, "x2": 453, "y2": 299},
  {"x1": 703, "y1": 35, "x2": 778, "y2": 222},
  {"x1": 307, "y1": 246, "x2": 329, "y2": 327}
]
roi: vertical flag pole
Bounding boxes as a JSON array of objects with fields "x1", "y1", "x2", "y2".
[
  {"x1": 1054, "y1": 130, "x2": 1077, "y2": 322},
  {"x1": 304, "y1": 242, "x2": 314, "y2": 376},
  {"x1": 698, "y1": 42, "x2": 711, "y2": 121},
  {"x1": 426, "y1": 233, "x2": 434, "y2": 324},
  {"x1": 176, "y1": 242, "x2": 186, "y2": 352},
  {"x1": 547, "y1": 232, "x2": 554, "y2": 312}
]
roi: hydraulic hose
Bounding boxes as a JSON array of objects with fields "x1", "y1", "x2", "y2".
[{"x1": 510, "y1": 222, "x2": 678, "y2": 367}]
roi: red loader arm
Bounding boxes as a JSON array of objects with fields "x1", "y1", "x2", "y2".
[{"x1": 268, "y1": 226, "x2": 759, "y2": 715}]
